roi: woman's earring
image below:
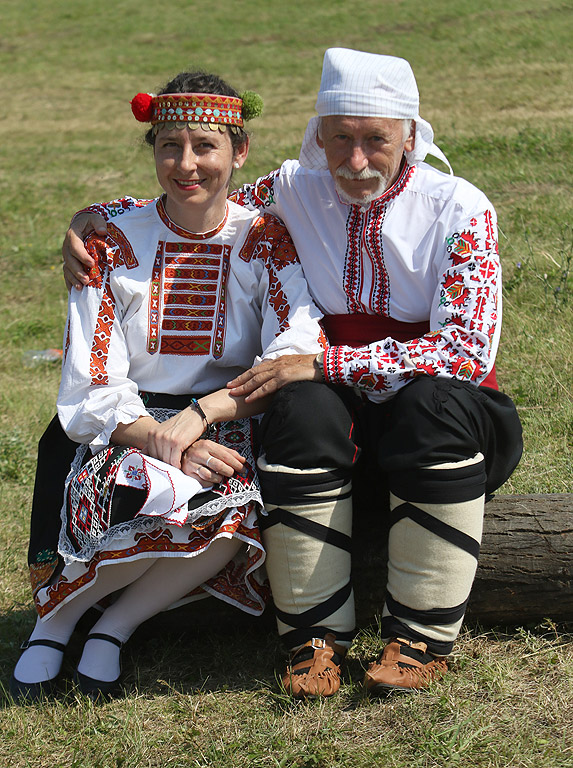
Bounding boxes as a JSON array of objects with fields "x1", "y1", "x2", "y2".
[{"x1": 233, "y1": 162, "x2": 240, "y2": 169}]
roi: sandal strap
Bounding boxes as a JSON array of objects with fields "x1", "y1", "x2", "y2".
[
  {"x1": 87, "y1": 632, "x2": 123, "y2": 648},
  {"x1": 289, "y1": 634, "x2": 346, "y2": 674},
  {"x1": 20, "y1": 638, "x2": 67, "y2": 652},
  {"x1": 291, "y1": 635, "x2": 347, "y2": 660}
]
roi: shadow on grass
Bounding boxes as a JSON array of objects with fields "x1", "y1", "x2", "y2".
[{"x1": 0, "y1": 599, "x2": 286, "y2": 708}]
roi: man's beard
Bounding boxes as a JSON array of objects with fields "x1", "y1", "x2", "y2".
[{"x1": 334, "y1": 166, "x2": 392, "y2": 206}]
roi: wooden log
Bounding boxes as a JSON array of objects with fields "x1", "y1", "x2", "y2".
[
  {"x1": 141, "y1": 493, "x2": 573, "y2": 637},
  {"x1": 352, "y1": 493, "x2": 573, "y2": 627}
]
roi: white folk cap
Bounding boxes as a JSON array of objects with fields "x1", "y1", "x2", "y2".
[{"x1": 299, "y1": 48, "x2": 452, "y2": 173}]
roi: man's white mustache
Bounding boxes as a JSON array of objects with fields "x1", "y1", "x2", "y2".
[{"x1": 335, "y1": 167, "x2": 384, "y2": 181}]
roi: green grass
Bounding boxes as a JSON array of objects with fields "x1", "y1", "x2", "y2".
[{"x1": 1, "y1": 0, "x2": 572, "y2": 765}]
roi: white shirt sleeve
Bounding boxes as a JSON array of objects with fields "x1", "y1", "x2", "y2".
[
  {"x1": 229, "y1": 169, "x2": 283, "y2": 216},
  {"x1": 57, "y1": 235, "x2": 148, "y2": 451},
  {"x1": 244, "y1": 215, "x2": 325, "y2": 362}
]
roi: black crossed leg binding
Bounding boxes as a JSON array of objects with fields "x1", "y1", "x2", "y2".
[{"x1": 257, "y1": 461, "x2": 356, "y2": 649}]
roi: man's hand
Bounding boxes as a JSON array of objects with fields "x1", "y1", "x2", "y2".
[
  {"x1": 62, "y1": 212, "x2": 108, "y2": 291},
  {"x1": 227, "y1": 354, "x2": 323, "y2": 402}
]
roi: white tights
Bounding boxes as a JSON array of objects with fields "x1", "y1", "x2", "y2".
[{"x1": 14, "y1": 536, "x2": 242, "y2": 684}]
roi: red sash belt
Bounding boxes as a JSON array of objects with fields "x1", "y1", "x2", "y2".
[{"x1": 321, "y1": 313, "x2": 498, "y2": 390}]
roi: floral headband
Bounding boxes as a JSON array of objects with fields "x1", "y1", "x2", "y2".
[{"x1": 131, "y1": 91, "x2": 263, "y2": 134}]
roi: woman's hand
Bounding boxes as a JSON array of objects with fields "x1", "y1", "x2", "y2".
[
  {"x1": 182, "y1": 439, "x2": 247, "y2": 487},
  {"x1": 62, "y1": 212, "x2": 108, "y2": 291},
  {"x1": 146, "y1": 407, "x2": 206, "y2": 469},
  {"x1": 145, "y1": 406, "x2": 246, "y2": 485}
]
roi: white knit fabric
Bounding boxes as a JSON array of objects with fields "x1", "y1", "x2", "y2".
[{"x1": 299, "y1": 48, "x2": 452, "y2": 173}]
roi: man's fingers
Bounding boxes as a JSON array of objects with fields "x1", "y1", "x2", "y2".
[
  {"x1": 62, "y1": 213, "x2": 108, "y2": 291},
  {"x1": 63, "y1": 253, "x2": 91, "y2": 287},
  {"x1": 227, "y1": 369, "x2": 256, "y2": 387},
  {"x1": 227, "y1": 370, "x2": 276, "y2": 397},
  {"x1": 243, "y1": 380, "x2": 281, "y2": 402}
]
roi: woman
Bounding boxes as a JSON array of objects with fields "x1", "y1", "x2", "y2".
[{"x1": 11, "y1": 70, "x2": 324, "y2": 702}]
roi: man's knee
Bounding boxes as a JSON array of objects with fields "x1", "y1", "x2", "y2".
[
  {"x1": 378, "y1": 377, "x2": 482, "y2": 471},
  {"x1": 259, "y1": 381, "x2": 357, "y2": 469}
]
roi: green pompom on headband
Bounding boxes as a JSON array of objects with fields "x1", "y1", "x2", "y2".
[{"x1": 240, "y1": 91, "x2": 264, "y2": 121}]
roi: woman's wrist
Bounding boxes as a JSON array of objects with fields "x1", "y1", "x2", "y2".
[{"x1": 189, "y1": 397, "x2": 213, "y2": 439}]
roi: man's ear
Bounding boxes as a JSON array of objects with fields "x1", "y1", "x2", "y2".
[
  {"x1": 316, "y1": 118, "x2": 324, "y2": 149},
  {"x1": 404, "y1": 121, "x2": 416, "y2": 153}
]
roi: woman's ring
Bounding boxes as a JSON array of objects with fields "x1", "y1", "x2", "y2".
[{"x1": 206, "y1": 456, "x2": 214, "y2": 469}]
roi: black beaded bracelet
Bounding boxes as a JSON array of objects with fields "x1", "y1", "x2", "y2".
[{"x1": 189, "y1": 397, "x2": 213, "y2": 439}]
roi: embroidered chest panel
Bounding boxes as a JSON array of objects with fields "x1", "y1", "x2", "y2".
[
  {"x1": 341, "y1": 165, "x2": 414, "y2": 316},
  {"x1": 148, "y1": 240, "x2": 231, "y2": 357},
  {"x1": 343, "y1": 203, "x2": 390, "y2": 316}
]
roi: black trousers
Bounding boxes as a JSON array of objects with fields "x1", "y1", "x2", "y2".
[{"x1": 258, "y1": 376, "x2": 523, "y2": 497}]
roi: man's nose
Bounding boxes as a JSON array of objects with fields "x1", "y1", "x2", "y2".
[{"x1": 346, "y1": 143, "x2": 369, "y2": 172}]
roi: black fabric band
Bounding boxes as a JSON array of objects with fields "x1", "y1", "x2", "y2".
[
  {"x1": 378, "y1": 615, "x2": 455, "y2": 656},
  {"x1": 87, "y1": 632, "x2": 123, "y2": 648},
  {"x1": 139, "y1": 391, "x2": 207, "y2": 410},
  {"x1": 259, "y1": 507, "x2": 352, "y2": 552},
  {"x1": 385, "y1": 594, "x2": 468, "y2": 626},
  {"x1": 396, "y1": 642, "x2": 435, "y2": 665},
  {"x1": 281, "y1": 626, "x2": 355, "y2": 650},
  {"x1": 265, "y1": 489, "x2": 353, "y2": 507},
  {"x1": 274, "y1": 580, "x2": 353, "y2": 629},
  {"x1": 389, "y1": 458, "x2": 486, "y2": 504},
  {"x1": 258, "y1": 466, "x2": 351, "y2": 506},
  {"x1": 390, "y1": 502, "x2": 481, "y2": 560},
  {"x1": 21, "y1": 638, "x2": 67, "y2": 652}
]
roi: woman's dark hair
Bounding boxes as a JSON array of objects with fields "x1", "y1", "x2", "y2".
[{"x1": 144, "y1": 70, "x2": 248, "y2": 153}]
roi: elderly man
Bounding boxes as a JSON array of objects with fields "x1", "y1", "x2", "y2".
[{"x1": 63, "y1": 49, "x2": 522, "y2": 698}]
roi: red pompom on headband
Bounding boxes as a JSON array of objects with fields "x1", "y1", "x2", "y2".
[{"x1": 130, "y1": 93, "x2": 154, "y2": 122}]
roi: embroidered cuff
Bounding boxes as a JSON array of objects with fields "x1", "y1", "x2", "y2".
[{"x1": 323, "y1": 346, "x2": 347, "y2": 386}]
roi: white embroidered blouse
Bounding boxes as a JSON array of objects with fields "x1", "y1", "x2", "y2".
[{"x1": 58, "y1": 197, "x2": 325, "y2": 450}]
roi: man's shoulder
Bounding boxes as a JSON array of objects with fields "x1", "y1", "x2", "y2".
[
  {"x1": 274, "y1": 159, "x2": 335, "y2": 203},
  {"x1": 411, "y1": 163, "x2": 493, "y2": 213},
  {"x1": 279, "y1": 158, "x2": 332, "y2": 181}
]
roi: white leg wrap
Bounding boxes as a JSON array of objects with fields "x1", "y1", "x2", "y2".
[
  {"x1": 258, "y1": 457, "x2": 355, "y2": 647},
  {"x1": 384, "y1": 453, "x2": 485, "y2": 648}
]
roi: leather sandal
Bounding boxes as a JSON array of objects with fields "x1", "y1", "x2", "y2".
[
  {"x1": 10, "y1": 638, "x2": 67, "y2": 703},
  {"x1": 282, "y1": 633, "x2": 346, "y2": 699},
  {"x1": 364, "y1": 637, "x2": 448, "y2": 695},
  {"x1": 74, "y1": 632, "x2": 124, "y2": 701}
]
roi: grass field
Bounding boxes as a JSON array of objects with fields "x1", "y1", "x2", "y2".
[{"x1": 1, "y1": 0, "x2": 572, "y2": 766}]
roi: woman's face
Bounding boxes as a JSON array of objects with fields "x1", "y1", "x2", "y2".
[{"x1": 154, "y1": 124, "x2": 247, "y2": 228}]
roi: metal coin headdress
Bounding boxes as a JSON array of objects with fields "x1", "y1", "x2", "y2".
[{"x1": 130, "y1": 91, "x2": 263, "y2": 135}]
